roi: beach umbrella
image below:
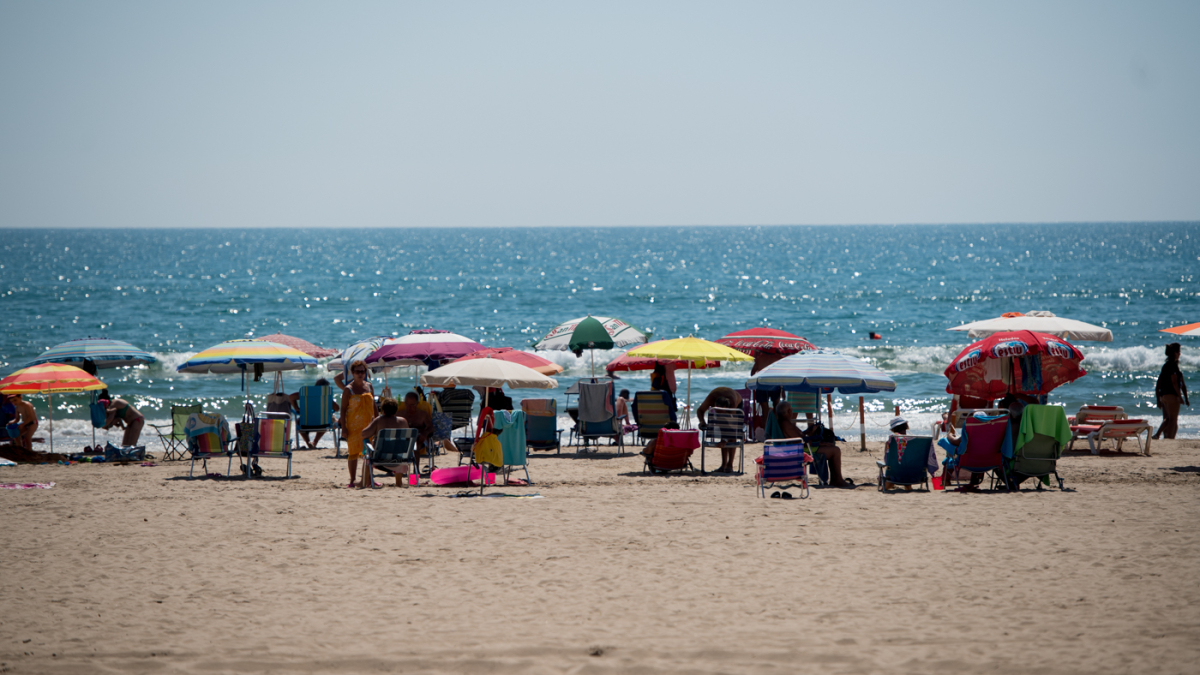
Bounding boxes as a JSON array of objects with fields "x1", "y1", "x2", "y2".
[
  {"x1": 746, "y1": 350, "x2": 897, "y2": 395},
  {"x1": 745, "y1": 350, "x2": 898, "y2": 447},
  {"x1": 533, "y1": 316, "x2": 649, "y2": 377},
  {"x1": 367, "y1": 330, "x2": 484, "y2": 368},
  {"x1": 948, "y1": 311, "x2": 1112, "y2": 342},
  {"x1": 605, "y1": 348, "x2": 719, "y2": 374},
  {"x1": 715, "y1": 327, "x2": 818, "y2": 374},
  {"x1": 178, "y1": 340, "x2": 318, "y2": 398},
  {"x1": 944, "y1": 331, "x2": 1086, "y2": 400},
  {"x1": 26, "y1": 337, "x2": 157, "y2": 369},
  {"x1": 1160, "y1": 322, "x2": 1200, "y2": 337},
  {"x1": 327, "y1": 336, "x2": 397, "y2": 376},
  {"x1": 624, "y1": 337, "x2": 754, "y2": 428},
  {"x1": 451, "y1": 348, "x2": 563, "y2": 376},
  {"x1": 0, "y1": 363, "x2": 106, "y2": 453},
  {"x1": 254, "y1": 333, "x2": 338, "y2": 359},
  {"x1": 421, "y1": 357, "x2": 558, "y2": 407}
]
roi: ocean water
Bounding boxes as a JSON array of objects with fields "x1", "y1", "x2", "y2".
[{"x1": 1, "y1": 223, "x2": 1197, "y2": 446}]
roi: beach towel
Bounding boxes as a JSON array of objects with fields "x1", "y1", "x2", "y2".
[
  {"x1": 578, "y1": 381, "x2": 613, "y2": 422},
  {"x1": 0, "y1": 457, "x2": 15, "y2": 467},
  {"x1": 472, "y1": 432, "x2": 503, "y2": 467},
  {"x1": 265, "y1": 392, "x2": 293, "y2": 415},
  {"x1": 1019, "y1": 355, "x2": 1043, "y2": 393},
  {"x1": 494, "y1": 410, "x2": 527, "y2": 466},
  {"x1": 1016, "y1": 404, "x2": 1071, "y2": 450},
  {"x1": 765, "y1": 410, "x2": 786, "y2": 440},
  {"x1": 0, "y1": 482, "x2": 54, "y2": 489}
]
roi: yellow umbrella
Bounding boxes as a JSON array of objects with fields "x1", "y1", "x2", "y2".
[
  {"x1": 0, "y1": 363, "x2": 106, "y2": 453},
  {"x1": 624, "y1": 337, "x2": 754, "y2": 429}
]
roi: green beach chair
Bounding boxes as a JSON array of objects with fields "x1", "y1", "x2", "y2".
[{"x1": 152, "y1": 403, "x2": 202, "y2": 461}]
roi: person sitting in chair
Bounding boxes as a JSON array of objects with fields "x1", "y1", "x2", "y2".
[
  {"x1": 696, "y1": 386, "x2": 743, "y2": 473},
  {"x1": 774, "y1": 401, "x2": 853, "y2": 488},
  {"x1": 360, "y1": 397, "x2": 411, "y2": 486}
]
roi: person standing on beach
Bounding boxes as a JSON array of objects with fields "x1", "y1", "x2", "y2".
[
  {"x1": 10, "y1": 395, "x2": 39, "y2": 451},
  {"x1": 335, "y1": 360, "x2": 375, "y2": 488},
  {"x1": 696, "y1": 386, "x2": 743, "y2": 473},
  {"x1": 1154, "y1": 343, "x2": 1189, "y2": 440}
]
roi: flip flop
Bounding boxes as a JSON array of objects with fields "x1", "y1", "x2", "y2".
[
  {"x1": 770, "y1": 491, "x2": 782, "y2": 498},
  {"x1": 781, "y1": 491, "x2": 794, "y2": 499}
]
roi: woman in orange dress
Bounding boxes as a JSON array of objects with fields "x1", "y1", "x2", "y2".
[{"x1": 335, "y1": 360, "x2": 375, "y2": 488}]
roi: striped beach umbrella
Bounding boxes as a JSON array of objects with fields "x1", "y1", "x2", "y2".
[
  {"x1": 746, "y1": 350, "x2": 896, "y2": 394},
  {"x1": 451, "y1": 347, "x2": 563, "y2": 376},
  {"x1": 367, "y1": 330, "x2": 484, "y2": 368},
  {"x1": 1161, "y1": 322, "x2": 1200, "y2": 337},
  {"x1": 534, "y1": 316, "x2": 649, "y2": 377},
  {"x1": 26, "y1": 337, "x2": 156, "y2": 369},
  {"x1": 177, "y1": 340, "x2": 318, "y2": 374},
  {"x1": 0, "y1": 363, "x2": 106, "y2": 453}
]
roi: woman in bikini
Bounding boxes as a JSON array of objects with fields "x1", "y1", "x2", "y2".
[
  {"x1": 335, "y1": 360, "x2": 376, "y2": 488},
  {"x1": 100, "y1": 391, "x2": 145, "y2": 447}
]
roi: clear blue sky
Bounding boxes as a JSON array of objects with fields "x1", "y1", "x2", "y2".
[{"x1": 1, "y1": 1, "x2": 1197, "y2": 228}]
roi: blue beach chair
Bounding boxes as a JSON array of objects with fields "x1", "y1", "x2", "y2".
[
  {"x1": 877, "y1": 435, "x2": 934, "y2": 492},
  {"x1": 295, "y1": 385, "x2": 339, "y2": 454},
  {"x1": 756, "y1": 438, "x2": 810, "y2": 498}
]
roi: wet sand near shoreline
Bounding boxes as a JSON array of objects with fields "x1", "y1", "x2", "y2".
[{"x1": 2, "y1": 438, "x2": 1198, "y2": 674}]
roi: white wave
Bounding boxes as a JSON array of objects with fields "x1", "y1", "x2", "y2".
[{"x1": 1079, "y1": 345, "x2": 1200, "y2": 373}]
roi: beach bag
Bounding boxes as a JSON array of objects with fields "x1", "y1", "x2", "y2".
[
  {"x1": 472, "y1": 432, "x2": 503, "y2": 468},
  {"x1": 235, "y1": 401, "x2": 256, "y2": 457},
  {"x1": 104, "y1": 442, "x2": 146, "y2": 462},
  {"x1": 430, "y1": 395, "x2": 453, "y2": 441}
]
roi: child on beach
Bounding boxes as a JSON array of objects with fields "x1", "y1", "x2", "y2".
[{"x1": 359, "y1": 396, "x2": 410, "y2": 486}]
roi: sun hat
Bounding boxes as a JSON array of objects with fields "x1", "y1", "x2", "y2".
[{"x1": 888, "y1": 416, "x2": 908, "y2": 430}]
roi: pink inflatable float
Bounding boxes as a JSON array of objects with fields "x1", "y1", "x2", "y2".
[{"x1": 429, "y1": 465, "x2": 496, "y2": 486}]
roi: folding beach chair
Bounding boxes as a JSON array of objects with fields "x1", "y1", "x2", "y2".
[
  {"x1": 522, "y1": 398, "x2": 562, "y2": 454},
  {"x1": 248, "y1": 412, "x2": 294, "y2": 478},
  {"x1": 295, "y1": 384, "x2": 339, "y2": 453},
  {"x1": 786, "y1": 391, "x2": 822, "y2": 422},
  {"x1": 632, "y1": 390, "x2": 677, "y2": 444},
  {"x1": 1086, "y1": 418, "x2": 1152, "y2": 456},
  {"x1": 368, "y1": 427, "x2": 418, "y2": 483},
  {"x1": 1011, "y1": 405, "x2": 1071, "y2": 490},
  {"x1": 1066, "y1": 405, "x2": 1127, "y2": 452},
  {"x1": 495, "y1": 409, "x2": 531, "y2": 484},
  {"x1": 152, "y1": 403, "x2": 202, "y2": 461},
  {"x1": 438, "y1": 388, "x2": 476, "y2": 446},
  {"x1": 943, "y1": 414, "x2": 1011, "y2": 491},
  {"x1": 877, "y1": 435, "x2": 934, "y2": 492},
  {"x1": 644, "y1": 429, "x2": 699, "y2": 475},
  {"x1": 701, "y1": 407, "x2": 746, "y2": 474},
  {"x1": 755, "y1": 438, "x2": 811, "y2": 498},
  {"x1": 184, "y1": 412, "x2": 234, "y2": 478},
  {"x1": 576, "y1": 381, "x2": 623, "y2": 453}
]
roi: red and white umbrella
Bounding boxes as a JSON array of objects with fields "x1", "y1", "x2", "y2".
[
  {"x1": 605, "y1": 350, "x2": 719, "y2": 373},
  {"x1": 254, "y1": 333, "x2": 338, "y2": 359},
  {"x1": 944, "y1": 330, "x2": 1086, "y2": 400},
  {"x1": 715, "y1": 328, "x2": 817, "y2": 375},
  {"x1": 451, "y1": 347, "x2": 563, "y2": 376}
]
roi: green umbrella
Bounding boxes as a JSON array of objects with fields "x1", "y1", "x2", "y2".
[{"x1": 533, "y1": 315, "x2": 649, "y2": 377}]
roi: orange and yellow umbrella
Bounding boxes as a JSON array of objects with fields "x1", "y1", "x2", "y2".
[{"x1": 0, "y1": 363, "x2": 106, "y2": 453}]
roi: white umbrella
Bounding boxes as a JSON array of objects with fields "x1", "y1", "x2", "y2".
[
  {"x1": 948, "y1": 311, "x2": 1112, "y2": 342},
  {"x1": 421, "y1": 357, "x2": 558, "y2": 394}
]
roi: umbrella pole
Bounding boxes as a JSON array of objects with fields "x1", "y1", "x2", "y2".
[
  {"x1": 859, "y1": 396, "x2": 866, "y2": 452},
  {"x1": 826, "y1": 393, "x2": 833, "y2": 432},
  {"x1": 686, "y1": 364, "x2": 692, "y2": 430},
  {"x1": 48, "y1": 392, "x2": 53, "y2": 454}
]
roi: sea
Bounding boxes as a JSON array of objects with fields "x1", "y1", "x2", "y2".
[{"x1": 1, "y1": 223, "x2": 1197, "y2": 448}]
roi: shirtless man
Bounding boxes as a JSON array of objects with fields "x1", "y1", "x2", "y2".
[
  {"x1": 774, "y1": 401, "x2": 852, "y2": 488},
  {"x1": 696, "y1": 386, "x2": 743, "y2": 473},
  {"x1": 401, "y1": 392, "x2": 434, "y2": 451},
  {"x1": 360, "y1": 397, "x2": 411, "y2": 486},
  {"x1": 11, "y1": 395, "x2": 39, "y2": 451}
]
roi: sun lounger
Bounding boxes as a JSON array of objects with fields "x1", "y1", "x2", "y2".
[
  {"x1": 877, "y1": 435, "x2": 935, "y2": 492},
  {"x1": 151, "y1": 403, "x2": 202, "y2": 461},
  {"x1": 700, "y1": 407, "x2": 746, "y2": 474},
  {"x1": 521, "y1": 398, "x2": 562, "y2": 454},
  {"x1": 943, "y1": 414, "x2": 1011, "y2": 491},
  {"x1": 248, "y1": 412, "x2": 294, "y2": 478},
  {"x1": 755, "y1": 438, "x2": 810, "y2": 498},
  {"x1": 1086, "y1": 418, "x2": 1152, "y2": 456},
  {"x1": 644, "y1": 429, "x2": 698, "y2": 475},
  {"x1": 1066, "y1": 405, "x2": 1127, "y2": 452},
  {"x1": 184, "y1": 412, "x2": 234, "y2": 478}
]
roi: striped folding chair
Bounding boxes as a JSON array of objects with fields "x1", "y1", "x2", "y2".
[
  {"x1": 755, "y1": 438, "x2": 810, "y2": 498},
  {"x1": 249, "y1": 412, "x2": 294, "y2": 478},
  {"x1": 296, "y1": 385, "x2": 339, "y2": 454},
  {"x1": 701, "y1": 407, "x2": 747, "y2": 474},
  {"x1": 184, "y1": 412, "x2": 234, "y2": 478},
  {"x1": 633, "y1": 391, "x2": 677, "y2": 444}
]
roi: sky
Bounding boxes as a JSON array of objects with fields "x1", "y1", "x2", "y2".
[{"x1": 1, "y1": 1, "x2": 1198, "y2": 229}]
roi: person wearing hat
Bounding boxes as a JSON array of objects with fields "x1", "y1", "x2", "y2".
[{"x1": 888, "y1": 416, "x2": 909, "y2": 436}]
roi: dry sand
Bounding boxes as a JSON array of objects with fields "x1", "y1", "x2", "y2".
[{"x1": 2, "y1": 436, "x2": 1198, "y2": 674}]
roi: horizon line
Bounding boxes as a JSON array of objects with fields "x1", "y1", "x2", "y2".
[{"x1": 2, "y1": 220, "x2": 1198, "y2": 231}]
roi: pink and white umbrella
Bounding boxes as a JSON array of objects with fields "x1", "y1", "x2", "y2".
[
  {"x1": 366, "y1": 329, "x2": 485, "y2": 368},
  {"x1": 255, "y1": 333, "x2": 339, "y2": 359}
]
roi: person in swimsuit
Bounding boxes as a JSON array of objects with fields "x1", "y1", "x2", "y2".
[
  {"x1": 10, "y1": 395, "x2": 39, "y2": 451},
  {"x1": 774, "y1": 401, "x2": 852, "y2": 488},
  {"x1": 335, "y1": 360, "x2": 375, "y2": 488},
  {"x1": 360, "y1": 397, "x2": 411, "y2": 486},
  {"x1": 696, "y1": 386, "x2": 743, "y2": 473},
  {"x1": 101, "y1": 393, "x2": 145, "y2": 447},
  {"x1": 1154, "y1": 343, "x2": 1189, "y2": 440}
]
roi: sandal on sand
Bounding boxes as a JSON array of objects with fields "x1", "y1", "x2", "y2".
[
  {"x1": 770, "y1": 491, "x2": 782, "y2": 498},
  {"x1": 781, "y1": 491, "x2": 794, "y2": 499}
]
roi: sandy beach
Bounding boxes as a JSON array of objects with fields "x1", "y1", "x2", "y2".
[{"x1": 2, "y1": 437, "x2": 1198, "y2": 675}]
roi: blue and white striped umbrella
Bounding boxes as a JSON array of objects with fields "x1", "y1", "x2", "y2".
[
  {"x1": 27, "y1": 337, "x2": 157, "y2": 369},
  {"x1": 746, "y1": 350, "x2": 896, "y2": 394}
]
